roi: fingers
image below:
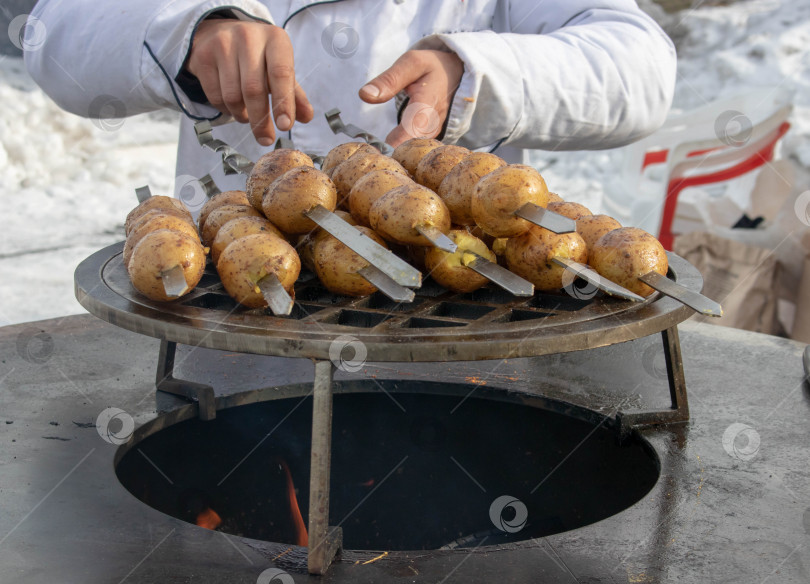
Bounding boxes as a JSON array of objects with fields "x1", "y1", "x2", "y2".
[
  {"x1": 359, "y1": 51, "x2": 426, "y2": 104},
  {"x1": 265, "y1": 28, "x2": 296, "y2": 133},
  {"x1": 238, "y1": 38, "x2": 274, "y2": 145},
  {"x1": 187, "y1": 20, "x2": 313, "y2": 146},
  {"x1": 362, "y1": 50, "x2": 465, "y2": 146},
  {"x1": 294, "y1": 84, "x2": 314, "y2": 123}
]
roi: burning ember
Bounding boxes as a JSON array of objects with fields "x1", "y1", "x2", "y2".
[{"x1": 195, "y1": 507, "x2": 222, "y2": 530}]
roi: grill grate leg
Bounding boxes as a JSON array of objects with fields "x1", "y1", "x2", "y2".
[
  {"x1": 617, "y1": 325, "x2": 690, "y2": 438},
  {"x1": 154, "y1": 340, "x2": 216, "y2": 421},
  {"x1": 307, "y1": 360, "x2": 342, "y2": 575}
]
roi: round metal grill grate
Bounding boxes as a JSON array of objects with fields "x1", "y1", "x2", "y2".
[{"x1": 75, "y1": 242, "x2": 699, "y2": 361}]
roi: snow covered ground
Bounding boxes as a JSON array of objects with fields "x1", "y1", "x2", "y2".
[{"x1": 1, "y1": 0, "x2": 809, "y2": 326}]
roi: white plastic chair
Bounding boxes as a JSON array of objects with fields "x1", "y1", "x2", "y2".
[{"x1": 603, "y1": 89, "x2": 793, "y2": 249}]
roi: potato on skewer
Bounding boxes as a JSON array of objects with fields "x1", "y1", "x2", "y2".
[
  {"x1": 546, "y1": 201, "x2": 592, "y2": 220},
  {"x1": 217, "y1": 233, "x2": 301, "y2": 309},
  {"x1": 297, "y1": 211, "x2": 357, "y2": 272},
  {"x1": 424, "y1": 230, "x2": 496, "y2": 293},
  {"x1": 331, "y1": 151, "x2": 407, "y2": 202},
  {"x1": 471, "y1": 164, "x2": 551, "y2": 238},
  {"x1": 348, "y1": 169, "x2": 414, "y2": 227},
  {"x1": 261, "y1": 166, "x2": 337, "y2": 235},
  {"x1": 211, "y1": 216, "x2": 284, "y2": 265},
  {"x1": 414, "y1": 144, "x2": 470, "y2": 193},
  {"x1": 438, "y1": 152, "x2": 506, "y2": 226},
  {"x1": 128, "y1": 229, "x2": 206, "y2": 301},
  {"x1": 590, "y1": 227, "x2": 668, "y2": 298},
  {"x1": 392, "y1": 137, "x2": 442, "y2": 177},
  {"x1": 322, "y1": 142, "x2": 377, "y2": 178},
  {"x1": 127, "y1": 208, "x2": 195, "y2": 239},
  {"x1": 125, "y1": 195, "x2": 193, "y2": 235},
  {"x1": 576, "y1": 214, "x2": 622, "y2": 260},
  {"x1": 201, "y1": 204, "x2": 263, "y2": 247},
  {"x1": 124, "y1": 214, "x2": 201, "y2": 270},
  {"x1": 313, "y1": 226, "x2": 389, "y2": 297},
  {"x1": 369, "y1": 184, "x2": 451, "y2": 247},
  {"x1": 246, "y1": 149, "x2": 314, "y2": 210},
  {"x1": 505, "y1": 225, "x2": 588, "y2": 292},
  {"x1": 198, "y1": 190, "x2": 251, "y2": 232}
]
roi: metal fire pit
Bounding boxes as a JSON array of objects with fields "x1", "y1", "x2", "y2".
[{"x1": 74, "y1": 242, "x2": 700, "y2": 574}]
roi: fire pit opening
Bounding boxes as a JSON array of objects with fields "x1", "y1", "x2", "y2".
[{"x1": 115, "y1": 380, "x2": 659, "y2": 551}]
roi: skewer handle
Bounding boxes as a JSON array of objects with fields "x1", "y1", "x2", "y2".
[
  {"x1": 197, "y1": 174, "x2": 221, "y2": 198},
  {"x1": 552, "y1": 257, "x2": 645, "y2": 302},
  {"x1": 638, "y1": 271, "x2": 723, "y2": 317},
  {"x1": 135, "y1": 186, "x2": 152, "y2": 203},
  {"x1": 514, "y1": 203, "x2": 577, "y2": 234},
  {"x1": 160, "y1": 265, "x2": 189, "y2": 298},
  {"x1": 305, "y1": 205, "x2": 422, "y2": 288},
  {"x1": 256, "y1": 274, "x2": 294, "y2": 316},
  {"x1": 461, "y1": 252, "x2": 534, "y2": 297},
  {"x1": 415, "y1": 225, "x2": 457, "y2": 252},
  {"x1": 325, "y1": 108, "x2": 393, "y2": 155},
  {"x1": 357, "y1": 266, "x2": 415, "y2": 303}
]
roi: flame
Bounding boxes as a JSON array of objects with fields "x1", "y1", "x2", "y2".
[
  {"x1": 278, "y1": 459, "x2": 308, "y2": 546},
  {"x1": 196, "y1": 507, "x2": 222, "y2": 530}
]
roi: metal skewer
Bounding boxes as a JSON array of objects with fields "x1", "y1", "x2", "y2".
[
  {"x1": 461, "y1": 252, "x2": 534, "y2": 297},
  {"x1": 304, "y1": 205, "x2": 422, "y2": 288},
  {"x1": 325, "y1": 108, "x2": 393, "y2": 155},
  {"x1": 416, "y1": 225, "x2": 457, "y2": 253},
  {"x1": 135, "y1": 186, "x2": 152, "y2": 203},
  {"x1": 256, "y1": 274, "x2": 295, "y2": 316},
  {"x1": 638, "y1": 271, "x2": 723, "y2": 317},
  {"x1": 514, "y1": 203, "x2": 577, "y2": 234},
  {"x1": 197, "y1": 174, "x2": 220, "y2": 198},
  {"x1": 357, "y1": 266, "x2": 415, "y2": 303},
  {"x1": 161, "y1": 265, "x2": 189, "y2": 298},
  {"x1": 194, "y1": 121, "x2": 256, "y2": 175},
  {"x1": 551, "y1": 258, "x2": 645, "y2": 302}
]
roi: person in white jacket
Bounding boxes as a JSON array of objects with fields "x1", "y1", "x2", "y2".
[{"x1": 25, "y1": 0, "x2": 676, "y2": 195}]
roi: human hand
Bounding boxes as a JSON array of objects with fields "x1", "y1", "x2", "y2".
[
  {"x1": 359, "y1": 50, "x2": 463, "y2": 148},
  {"x1": 186, "y1": 19, "x2": 314, "y2": 146}
]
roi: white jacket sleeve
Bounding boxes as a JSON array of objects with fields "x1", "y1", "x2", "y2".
[
  {"x1": 413, "y1": 0, "x2": 676, "y2": 151},
  {"x1": 25, "y1": 0, "x2": 273, "y2": 120}
]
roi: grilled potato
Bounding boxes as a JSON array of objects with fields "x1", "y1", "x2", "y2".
[
  {"x1": 211, "y1": 216, "x2": 284, "y2": 265},
  {"x1": 424, "y1": 230, "x2": 495, "y2": 293},
  {"x1": 331, "y1": 151, "x2": 407, "y2": 202},
  {"x1": 217, "y1": 233, "x2": 300, "y2": 308},
  {"x1": 322, "y1": 142, "x2": 377, "y2": 178},
  {"x1": 297, "y1": 211, "x2": 357, "y2": 272},
  {"x1": 246, "y1": 149, "x2": 314, "y2": 210},
  {"x1": 576, "y1": 214, "x2": 622, "y2": 260},
  {"x1": 348, "y1": 169, "x2": 414, "y2": 227},
  {"x1": 590, "y1": 227, "x2": 668, "y2": 298},
  {"x1": 546, "y1": 201, "x2": 592, "y2": 220},
  {"x1": 313, "y1": 226, "x2": 388, "y2": 297},
  {"x1": 471, "y1": 164, "x2": 550, "y2": 238},
  {"x1": 392, "y1": 137, "x2": 443, "y2": 176},
  {"x1": 201, "y1": 204, "x2": 263, "y2": 247},
  {"x1": 414, "y1": 144, "x2": 470, "y2": 192},
  {"x1": 124, "y1": 214, "x2": 201, "y2": 270},
  {"x1": 261, "y1": 166, "x2": 337, "y2": 235},
  {"x1": 369, "y1": 184, "x2": 451, "y2": 246},
  {"x1": 438, "y1": 152, "x2": 506, "y2": 226},
  {"x1": 125, "y1": 196, "x2": 192, "y2": 235},
  {"x1": 128, "y1": 229, "x2": 206, "y2": 301},
  {"x1": 505, "y1": 225, "x2": 588, "y2": 291},
  {"x1": 198, "y1": 190, "x2": 250, "y2": 232}
]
